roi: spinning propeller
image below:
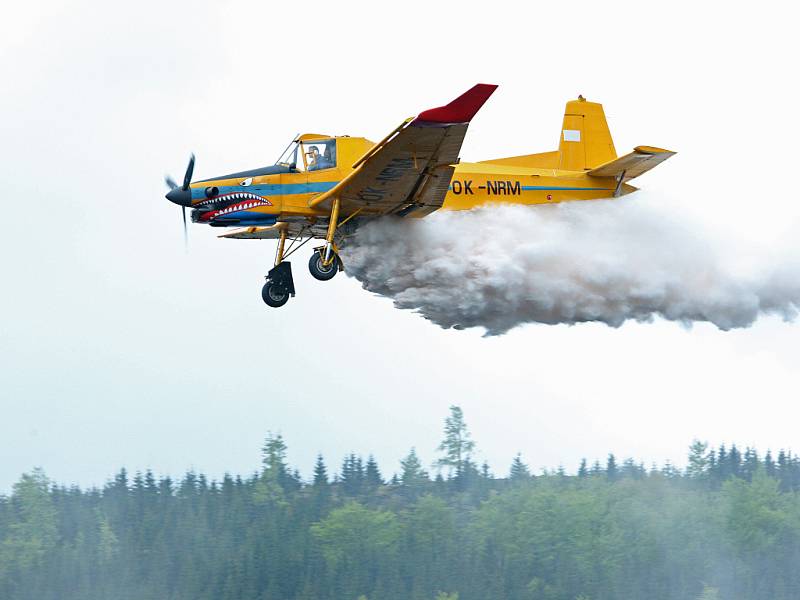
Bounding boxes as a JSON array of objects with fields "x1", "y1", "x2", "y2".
[{"x1": 165, "y1": 154, "x2": 195, "y2": 245}]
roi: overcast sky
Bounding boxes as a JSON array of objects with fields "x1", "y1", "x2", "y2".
[{"x1": 1, "y1": 0, "x2": 798, "y2": 492}]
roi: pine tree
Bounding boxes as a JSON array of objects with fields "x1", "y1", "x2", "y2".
[
  {"x1": 313, "y1": 454, "x2": 329, "y2": 487},
  {"x1": 261, "y1": 432, "x2": 290, "y2": 489},
  {"x1": 399, "y1": 448, "x2": 429, "y2": 499},
  {"x1": 340, "y1": 454, "x2": 364, "y2": 496},
  {"x1": 765, "y1": 450, "x2": 777, "y2": 478},
  {"x1": 606, "y1": 454, "x2": 619, "y2": 482},
  {"x1": 578, "y1": 458, "x2": 588, "y2": 478},
  {"x1": 708, "y1": 449, "x2": 718, "y2": 482},
  {"x1": 621, "y1": 458, "x2": 644, "y2": 480},
  {"x1": 365, "y1": 456, "x2": 383, "y2": 489},
  {"x1": 742, "y1": 447, "x2": 760, "y2": 481},
  {"x1": 777, "y1": 450, "x2": 791, "y2": 491},
  {"x1": 687, "y1": 440, "x2": 710, "y2": 479},
  {"x1": 456, "y1": 458, "x2": 481, "y2": 491},
  {"x1": 400, "y1": 448, "x2": 428, "y2": 485},
  {"x1": 509, "y1": 454, "x2": 532, "y2": 482},
  {"x1": 729, "y1": 445, "x2": 742, "y2": 479},
  {"x1": 715, "y1": 445, "x2": 729, "y2": 482},
  {"x1": 435, "y1": 406, "x2": 476, "y2": 479}
]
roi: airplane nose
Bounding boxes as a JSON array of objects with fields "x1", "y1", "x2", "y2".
[{"x1": 165, "y1": 187, "x2": 193, "y2": 206}]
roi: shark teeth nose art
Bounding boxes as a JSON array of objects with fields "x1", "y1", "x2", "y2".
[
  {"x1": 196, "y1": 192, "x2": 273, "y2": 208},
  {"x1": 203, "y1": 197, "x2": 273, "y2": 220}
]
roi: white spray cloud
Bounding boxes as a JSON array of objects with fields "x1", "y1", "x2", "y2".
[{"x1": 340, "y1": 196, "x2": 800, "y2": 335}]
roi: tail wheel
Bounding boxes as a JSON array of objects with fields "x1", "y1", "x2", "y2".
[
  {"x1": 309, "y1": 251, "x2": 341, "y2": 281},
  {"x1": 262, "y1": 281, "x2": 290, "y2": 308}
]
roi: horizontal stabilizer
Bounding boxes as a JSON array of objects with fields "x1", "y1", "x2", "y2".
[{"x1": 587, "y1": 146, "x2": 675, "y2": 180}]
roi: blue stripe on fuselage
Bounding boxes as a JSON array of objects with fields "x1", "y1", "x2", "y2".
[
  {"x1": 520, "y1": 186, "x2": 613, "y2": 191},
  {"x1": 192, "y1": 181, "x2": 337, "y2": 200},
  {"x1": 212, "y1": 213, "x2": 278, "y2": 226},
  {"x1": 446, "y1": 185, "x2": 613, "y2": 192}
]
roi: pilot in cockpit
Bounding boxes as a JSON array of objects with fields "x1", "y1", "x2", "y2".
[
  {"x1": 307, "y1": 146, "x2": 321, "y2": 170},
  {"x1": 307, "y1": 144, "x2": 334, "y2": 171}
]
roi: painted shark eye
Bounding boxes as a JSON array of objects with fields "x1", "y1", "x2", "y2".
[{"x1": 240, "y1": 177, "x2": 253, "y2": 187}]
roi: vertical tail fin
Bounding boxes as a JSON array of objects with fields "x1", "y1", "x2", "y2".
[{"x1": 558, "y1": 96, "x2": 617, "y2": 170}]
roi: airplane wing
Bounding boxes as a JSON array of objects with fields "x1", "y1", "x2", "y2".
[
  {"x1": 218, "y1": 222, "x2": 318, "y2": 240},
  {"x1": 587, "y1": 146, "x2": 676, "y2": 179},
  {"x1": 218, "y1": 225, "x2": 287, "y2": 239},
  {"x1": 309, "y1": 84, "x2": 498, "y2": 217}
]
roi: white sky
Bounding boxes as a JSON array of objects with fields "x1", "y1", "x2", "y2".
[{"x1": 1, "y1": 0, "x2": 798, "y2": 492}]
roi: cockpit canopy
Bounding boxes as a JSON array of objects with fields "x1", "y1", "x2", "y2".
[{"x1": 275, "y1": 135, "x2": 337, "y2": 172}]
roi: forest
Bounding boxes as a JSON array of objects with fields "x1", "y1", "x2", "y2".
[{"x1": 2, "y1": 406, "x2": 800, "y2": 600}]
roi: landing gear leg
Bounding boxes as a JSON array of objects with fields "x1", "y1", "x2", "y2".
[
  {"x1": 309, "y1": 197, "x2": 344, "y2": 281},
  {"x1": 262, "y1": 228, "x2": 295, "y2": 308}
]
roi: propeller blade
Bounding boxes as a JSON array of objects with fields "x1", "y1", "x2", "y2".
[
  {"x1": 182, "y1": 205, "x2": 188, "y2": 248},
  {"x1": 182, "y1": 154, "x2": 195, "y2": 190},
  {"x1": 164, "y1": 175, "x2": 178, "y2": 190}
]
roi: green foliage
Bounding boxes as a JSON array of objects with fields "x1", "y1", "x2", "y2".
[
  {"x1": 262, "y1": 432, "x2": 288, "y2": 475},
  {"x1": 687, "y1": 440, "x2": 710, "y2": 479},
  {"x1": 0, "y1": 469, "x2": 57, "y2": 576},
  {"x1": 509, "y1": 453, "x2": 532, "y2": 482},
  {"x1": 3, "y1": 422, "x2": 800, "y2": 599},
  {"x1": 311, "y1": 502, "x2": 400, "y2": 569},
  {"x1": 95, "y1": 513, "x2": 119, "y2": 562},
  {"x1": 435, "y1": 406, "x2": 475, "y2": 478}
]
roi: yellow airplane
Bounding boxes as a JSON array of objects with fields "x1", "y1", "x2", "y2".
[{"x1": 165, "y1": 84, "x2": 674, "y2": 307}]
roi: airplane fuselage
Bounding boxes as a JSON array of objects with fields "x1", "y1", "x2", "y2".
[{"x1": 187, "y1": 144, "x2": 629, "y2": 228}]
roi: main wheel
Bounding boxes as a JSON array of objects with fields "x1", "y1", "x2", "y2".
[
  {"x1": 261, "y1": 281, "x2": 290, "y2": 307},
  {"x1": 308, "y1": 252, "x2": 341, "y2": 281}
]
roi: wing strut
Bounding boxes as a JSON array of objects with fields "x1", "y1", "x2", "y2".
[{"x1": 613, "y1": 170, "x2": 626, "y2": 198}]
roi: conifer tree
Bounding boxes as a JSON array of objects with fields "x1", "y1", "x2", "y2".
[
  {"x1": 261, "y1": 432, "x2": 290, "y2": 487},
  {"x1": 313, "y1": 454, "x2": 329, "y2": 487},
  {"x1": 509, "y1": 454, "x2": 532, "y2": 482},
  {"x1": 340, "y1": 454, "x2": 364, "y2": 496},
  {"x1": 729, "y1": 445, "x2": 742, "y2": 479},
  {"x1": 687, "y1": 440, "x2": 710, "y2": 479},
  {"x1": 765, "y1": 450, "x2": 776, "y2": 477},
  {"x1": 435, "y1": 406, "x2": 476, "y2": 478},
  {"x1": 742, "y1": 447, "x2": 759, "y2": 481},
  {"x1": 400, "y1": 448, "x2": 429, "y2": 486},
  {"x1": 365, "y1": 456, "x2": 383, "y2": 489},
  {"x1": 606, "y1": 454, "x2": 619, "y2": 481}
]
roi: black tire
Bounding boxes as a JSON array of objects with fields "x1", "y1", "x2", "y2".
[
  {"x1": 308, "y1": 252, "x2": 341, "y2": 281},
  {"x1": 261, "y1": 281, "x2": 289, "y2": 307}
]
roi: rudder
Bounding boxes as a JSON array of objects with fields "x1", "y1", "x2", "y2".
[{"x1": 558, "y1": 96, "x2": 617, "y2": 171}]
